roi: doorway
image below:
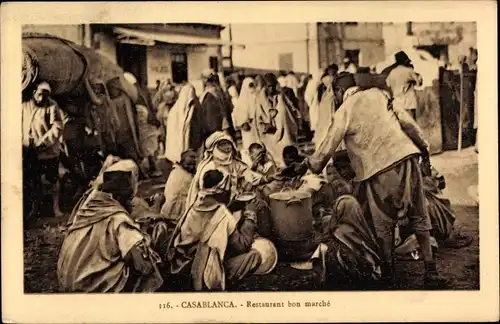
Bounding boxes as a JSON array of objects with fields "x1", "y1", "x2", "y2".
[
  {"x1": 171, "y1": 52, "x2": 188, "y2": 84},
  {"x1": 116, "y1": 43, "x2": 148, "y2": 88}
]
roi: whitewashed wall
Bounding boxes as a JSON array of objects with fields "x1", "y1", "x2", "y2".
[
  {"x1": 147, "y1": 44, "x2": 172, "y2": 87},
  {"x1": 225, "y1": 23, "x2": 318, "y2": 74},
  {"x1": 382, "y1": 22, "x2": 477, "y2": 66},
  {"x1": 94, "y1": 32, "x2": 117, "y2": 65},
  {"x1": 145, "y1": 44, "x2": 217, "y2": 91}
]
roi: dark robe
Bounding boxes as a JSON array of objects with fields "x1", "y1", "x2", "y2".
[
  {"x1": 324, "y1": 194, "x2": 383, "y2": 286},
  {"x1": 201, "y1": 89, "x2": 227, "y2": 139}
]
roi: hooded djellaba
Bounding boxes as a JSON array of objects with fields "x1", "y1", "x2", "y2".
[{"x1": 57, "y1": 159, "x2": 163, "y2": 293}]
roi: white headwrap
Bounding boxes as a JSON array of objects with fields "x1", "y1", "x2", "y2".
[
  {"x1": 285, "y1": 74, "x2": 299, "y2": 97},
  {"x1": 185, "y1": 131, "x2": 238, "y2": 208},
  {"x1": 231, "y1": 77, "x2": 256, "y2": 128},
  {"x1": 124, "y1": 72, "x2": 138, "y2": 85},
  {"x1": 165, "y1": 84, "x2": 198, "y2": 163}
]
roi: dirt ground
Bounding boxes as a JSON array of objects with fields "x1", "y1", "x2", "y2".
[{"x1": 23, "y1": 147, "x2": 479, "y2": 293}]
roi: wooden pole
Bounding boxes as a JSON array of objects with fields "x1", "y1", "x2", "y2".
[
  {"x1": 228, "y1": 24, "x2": 234, "y2": 70},
  {"x1": 305, "y1": 23, "x2": 310, "y2": 73},
  {"x1": 458, "y1": 67, "x2": 464, "y2": 152}
]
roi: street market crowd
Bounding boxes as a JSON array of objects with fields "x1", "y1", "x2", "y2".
[{"x1": 22, "y1": 50, "x2": 474, "y2": 293}]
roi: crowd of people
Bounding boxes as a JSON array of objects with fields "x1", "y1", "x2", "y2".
[{"x1": 22, "y1": 50, "x2": 473, "y2": 293}]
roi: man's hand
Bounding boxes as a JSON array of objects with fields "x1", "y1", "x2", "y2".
[
  {"x1": 148, "y1": 116, "x2": 161, "y2": 128},
  {"x1": 420, "y1": 155, "x2": 432, "y2": 177},
  {"x1": 292, "y1": 160, "x2": 309, "y2": 177}
]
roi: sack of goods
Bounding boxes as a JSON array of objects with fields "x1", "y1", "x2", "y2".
[
  {"x1": 22, "y1": 32, "x2": 138, "y2": 103},
  {"x1": 268, "y1": 189, "x2": 318, "y2": 262}
]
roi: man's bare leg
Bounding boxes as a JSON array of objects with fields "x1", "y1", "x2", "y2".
[
  {"x1": 52, "y1": 180, "x2": 64, "y2": 217},
  {"x1": 415, "y1": 230, "x2": 450, "y2": 288}
]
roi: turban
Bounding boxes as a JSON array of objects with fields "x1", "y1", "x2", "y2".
[{"x1": 124, "y1": 72, "x2": 138, "y2": 85}]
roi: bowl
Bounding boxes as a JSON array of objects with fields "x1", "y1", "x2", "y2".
[
  {"x1": 251, "y1": 237, "x2": 278, "y2": 275},
  {"x1": 235, "y1": 192, "x2": 257, "y2": 202}
]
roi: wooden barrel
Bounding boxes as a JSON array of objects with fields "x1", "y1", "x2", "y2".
[{"x1": 269, "y1": 190, "x2": 317, "y2": 262}]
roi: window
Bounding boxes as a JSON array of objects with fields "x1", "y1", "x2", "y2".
[
  {"x1": 171, "y1": 53, "x2": 188, "y2": 83},
  {"x1": 171, "y1": 53, "x2": 187, "y2": 63},
  {"x1": 209, "y1": 56, "x2": 219, "y2": 72},
  {"x1": 278, "y1": 53, "x2": 293, "y2": 71},
  {"x1": 344, "y1": 49, "x2": 360, "y2": 66}
]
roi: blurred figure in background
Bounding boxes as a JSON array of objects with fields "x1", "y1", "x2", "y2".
[
  {"x1": 22, "y1": 82, "x2": 68, "y2": 219},
  {"x1": 124, "y1": 72, "x2": 162, "y2": 178},
  {"x1": 277, "y1": 70, "x2": 288, "y2": 89},
  {"x1": 297, "y1": 74, "x2": 313, "y2": 141},
  {"x1": 385, "y1": 51, "x2": 423, "y2": 120},
  {"x1": 154, "y1": 79, "x2": 161, "y2": 94},
  {"x1": 255, "y1": 73, "x2": 299, "y2": 167},
  {"x1": 106, "y1": 77, "x2": 143, "y2": 163},
  {"x1": 164, "y1": 84, "x2": 204, "y2": 165},
  {"x1": 314, "y1": 67, "x2": 338, "y2": 150},
  {"x1": 232, "y1": 77, "x2": 260, "y2": 163},
  {"x1": 285, "y1": 71, "x2": 299, "y2": 97},
  {"x1": 339, "y1": 57, "x2": 357, "y2": 74},
  {"x1": 153, "y1": 79, "x2": 178, "y2": 156},
  {"x1": 254, "y1": 74, "x2": 265, "y2": 92},
  {"x1": 200, "y1": 72, "x2": 234, "y2": 142},
  {"x1": 305, "y1": 69, "x2": 324, "y2": 135},
  {"x1": 227, "y1": 79, "x2": 240, "y2": 108}
]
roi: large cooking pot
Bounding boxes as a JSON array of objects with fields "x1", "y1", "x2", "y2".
[
  {"x1": 269, "y1": 189, "x2": 313, "y2": 241},
  {"x1": 269, "y1": 189, "x2": 316, "y2": 262}
]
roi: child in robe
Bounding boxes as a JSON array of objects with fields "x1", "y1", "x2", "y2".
[{"x1": 248, "y1": 143, "x2": 277, "y2": 177}]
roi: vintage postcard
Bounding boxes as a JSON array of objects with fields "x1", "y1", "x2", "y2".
[{"x1": 1, "y1": 1, "x2": 498, "y2": 323}]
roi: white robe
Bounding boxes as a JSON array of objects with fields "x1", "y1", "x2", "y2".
[
  {"x1": 305, "y1": 70, "x2": 323, "y2": 132},
  {"x1": 165, "y1": 84, "x2": 197, "y2": 163},
  {"x1": 231, "y1": 78, "x2": 261, "y2": 162}
]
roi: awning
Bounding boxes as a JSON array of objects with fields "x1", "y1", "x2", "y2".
[{"x1": 114, "y1": 27, "x2": 245, "y2": 48}]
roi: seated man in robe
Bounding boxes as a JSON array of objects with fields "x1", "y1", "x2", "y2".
[
  {"x1": 318, "y1": 177, "x2": 383, "y2": 288},
  {"x1": 248, "y1": 142, "x2": 277, "y2": 177},
  {"x1": 160, "y1": 149, "x2": 198, "y2": 226},
  {"x1": 57, "y1": 166, "x2": 163, "y2": 293},
  {"x1": 168, "y1": 169, "x2": 262, "y2": 291},
  {"x1": 87, "y1": 156, "x2": 168, "y2": 262}
]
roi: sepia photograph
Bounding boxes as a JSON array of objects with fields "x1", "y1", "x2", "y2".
[
  {"x1": 2, "y1": 1, "x2": 498, "y2": 323},
  {"x1": 21, "y1": 21, "x2": 479, "y2": 293}
]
